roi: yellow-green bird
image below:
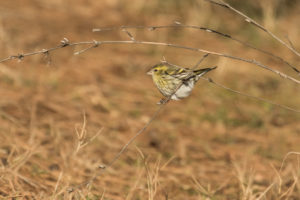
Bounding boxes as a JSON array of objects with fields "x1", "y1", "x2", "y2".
[{"x1": 147, "y1": 63, "x2": 216, "y2": 103}]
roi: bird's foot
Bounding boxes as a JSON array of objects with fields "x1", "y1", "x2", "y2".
[{"x1": 157, "y1": 98, "x2": 169, "y2": 105}]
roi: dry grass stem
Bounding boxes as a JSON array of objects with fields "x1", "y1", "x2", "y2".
[
  {"x1": 74, "y1": 113, "x2": 103, "y2": 155},
  {"x1": 204, "y1": 0, "x2": 300, "y2": 57},
  {"x1": 280, "y1": 152, "x2": 300, "y2": 173}
]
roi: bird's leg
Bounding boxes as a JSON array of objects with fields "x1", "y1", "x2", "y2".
[{"x1": 157, "y1": 98, "x2": 169, "y2": 105}]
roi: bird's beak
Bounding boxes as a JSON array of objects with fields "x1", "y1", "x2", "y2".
[{"x1": 147, "y1": 70, "x2": 153, "y2": 75}]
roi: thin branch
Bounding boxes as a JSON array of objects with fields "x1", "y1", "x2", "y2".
[
  {"x1": 285, "y1": 35, "x2": 297, "y2": 52},
  {"x1": 121, "y1": 28, "x2": 136, "y2": 41},
  {"x1": 204, "y1": 0, "x2": 300, "y2": 57},
  {"x1": 93, "y1": 24, "x2": 300, "y2": 74},
  {"x1": 1, "y1": 39, "x2": 299, "y2": 85},
  {"x1": 201, "y1": 77, "x2": 300, "y2": 113},
  {"x1": 193, "y1": 53, "x2": 209, "y2": 68},
  {"x1": 74, "y1": 40, "x2": 100, "y2": 55},
  {"x1": 98, "y1": 40, "x2": 300, "y2": 84},
  {"x1": 0, "y1": 38, "x2": 72, "y2": 63}
]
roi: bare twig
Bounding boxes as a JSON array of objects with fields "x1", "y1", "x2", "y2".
[
  {"x1": 74, "y1": 40, "x2": 99, "y2": 55},
  {"x1": 204, "y1": 0, "x2": 300, "y2": 57},
  {"x1": 1, "y1": 39, "x2": 300, "y2": 85},
  {"x1": 201, "y1": 77, "x2": 300, "y2": 113},
  {"x1": 0, "y1": 38, "x2": 71, "y2": 63},
  {"x1": 93, "y1": 23, "x2": 300, "y2": 74},
  {"x1": 122, "y1": 28, "x2": 136, "y2": 41},
  {"x1": 193, "y1": 53, "x2": 209, "y2": 68},
  {"x1": 285, "y1": 35, "x2": 297, "y2": 52}
]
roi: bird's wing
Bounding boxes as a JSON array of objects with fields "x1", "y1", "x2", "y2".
[
  {"x1": 166, "y1": 67, "x2": 193, "y2": 80},
  {"x1": 193, "y1": 67, "x2": 217, "y2": 76}
]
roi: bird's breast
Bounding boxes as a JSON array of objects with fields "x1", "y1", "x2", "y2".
[{"x1": 172, "y1": 80, "x2": 195, "y2": 100}]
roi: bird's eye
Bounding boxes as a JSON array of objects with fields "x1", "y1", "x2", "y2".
[{"x1": 153, "y1": 69, "x2": 158, "y2": 72}]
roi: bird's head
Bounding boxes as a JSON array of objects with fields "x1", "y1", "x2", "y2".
[{"x1": 147, "y1": 63, "x2": 168, "y2": 76}]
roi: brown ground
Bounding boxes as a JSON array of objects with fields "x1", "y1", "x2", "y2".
[{"x1": 0, "y1": 0, "x2": 300, "y2": 199}]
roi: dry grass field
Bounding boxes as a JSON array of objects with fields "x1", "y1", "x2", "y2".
[{"x1": 0, "y1": 0, "x2": 300, "y2": 199}]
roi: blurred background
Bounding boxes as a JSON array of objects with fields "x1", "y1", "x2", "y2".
[{"x1": 0, "y1": 0, "x2": 300, "y2": 199}]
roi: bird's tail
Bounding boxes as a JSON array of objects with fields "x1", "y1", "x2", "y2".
[{"x1": 194, "y1": 66, "x2": 217, "y2": 77}]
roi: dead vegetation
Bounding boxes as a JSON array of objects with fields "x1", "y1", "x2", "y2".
[{"x1": 0, "y1": 0, "x2": 300, "y2": 199}]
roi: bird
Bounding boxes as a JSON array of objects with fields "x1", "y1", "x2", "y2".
[{"x1": 147, "y1": 62, "x2": 216, "y2": 104}]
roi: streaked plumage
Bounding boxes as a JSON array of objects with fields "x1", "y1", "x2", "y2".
[{"x1": 147, "y1": 63, "x2": 216, "y2": 102}]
